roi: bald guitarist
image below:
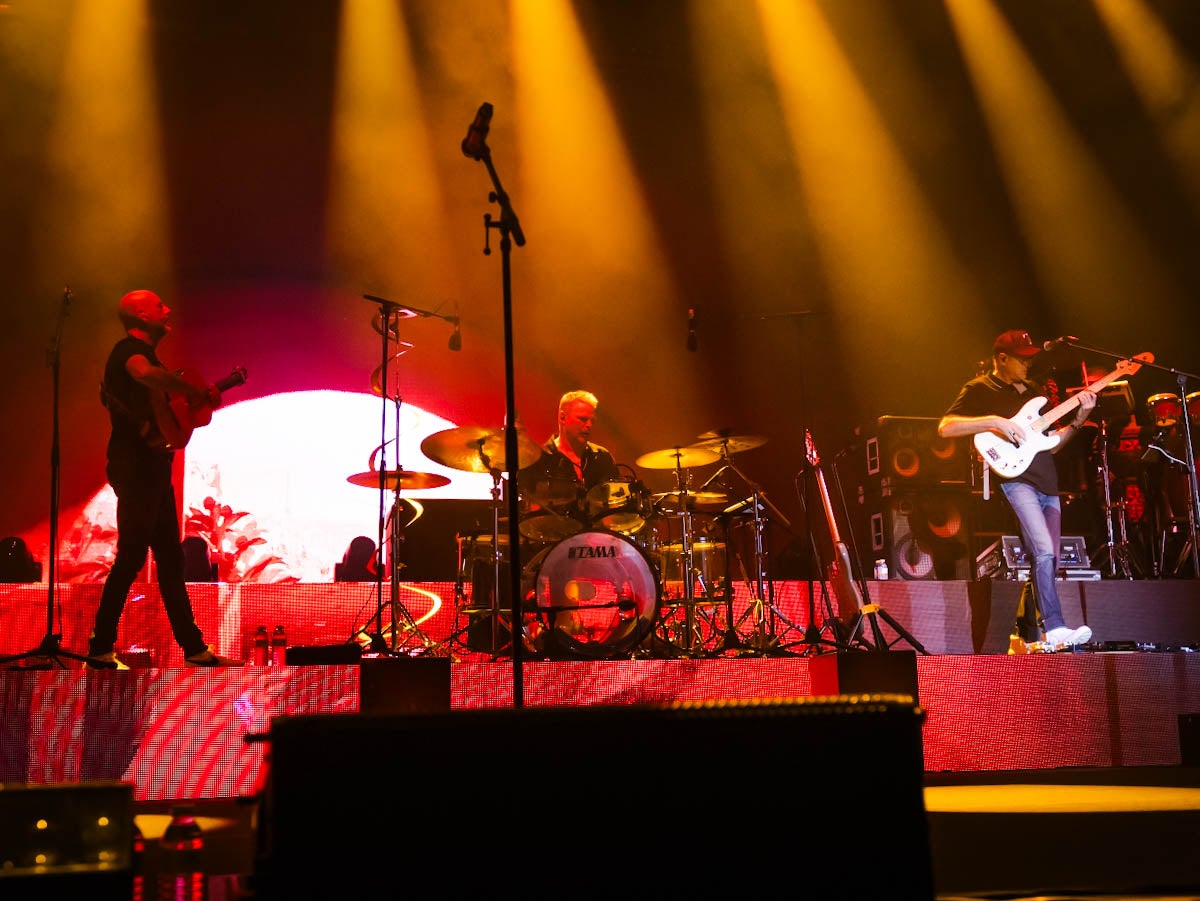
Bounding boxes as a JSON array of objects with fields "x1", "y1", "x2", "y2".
[
  {"x1": 938, "y1": 329, "x2": 1097, "y2": 650},
  {"x1": 88, "y1": 289, "x2": 242, "y2": 668}
]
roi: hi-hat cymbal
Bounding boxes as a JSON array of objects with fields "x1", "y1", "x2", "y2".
[
  {"x1": 691, "y1": 433, "x2": 768, "y2": 455},
  {"x1": 421, "y1": 426, "x2": 543, "y2": 474},
  {"x1": 346, "y1": 470, "x2": 450, "y2": 490},
  {"x1": 371, "y1": 307, "x2": 418, "y2": 337},
  {"x1": 651, "y1": 490, "x2": 729, "y2": 511},
  {"x1": 635, "y1": 445, "x2": 720, "y2": 470}
]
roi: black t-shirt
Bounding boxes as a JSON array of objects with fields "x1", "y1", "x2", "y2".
[
  {"x1": 103, "y1": 336, "x2": 168, "y2": 465},
  {"x1": 516, "y1": 437, "x2": 621, "y2": 524},
  {"x1": 519, "y1": 437, "x2": 620, "y2": 492},
  {"x1": 944, "y1": 373, "x2": 1059, "y2": 495}
]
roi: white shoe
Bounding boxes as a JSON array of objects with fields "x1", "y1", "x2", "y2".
[{"x1": 1044, "y1": 625, "x2": 1092, "y2": 647}]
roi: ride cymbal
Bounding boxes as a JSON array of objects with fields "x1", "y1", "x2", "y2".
[
  {"x1": 421, "y1": 426, "x2": 543, "y2": 473},
  {"x1": 635, "y1": 445, "x2": 720, "y2": 470},
  {"x1": 346, "y1": 470, "x2": 451, "y2": 490},
  {"x1": 690, "y1": 433, "x2": 768, "y2": 455}
]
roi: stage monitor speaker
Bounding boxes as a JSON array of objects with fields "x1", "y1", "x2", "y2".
[
  {"x1": 0, "y1": 781, "x2": 133, "y2": 897},
  {"x1": 866, "y1": 489, "x2": 972, "y2": 581},
  {"x1": 255, "y1": 697, "x2": 931, "y2": 898},
  {"x1": 863, "y1": 416, "x2": 971, "y2": 490},
  {"x1": 391, "y1": 498, "x2": 497, "y2": 580}
]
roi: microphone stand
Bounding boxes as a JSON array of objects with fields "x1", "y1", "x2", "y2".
[
  {"x1": 464, "y1": 108, "x2": 528, "y2": 707},
  {"x1": 0, "y1": 287, "x2": 105, "y2": 669},
  {"x1": 1060, "y1": 338, "x2": 1200, "y2": 577}
]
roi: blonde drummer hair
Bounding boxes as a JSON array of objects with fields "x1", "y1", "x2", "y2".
[{"x1": 558, "y1": 390, "x2": 598, "y2": 414}]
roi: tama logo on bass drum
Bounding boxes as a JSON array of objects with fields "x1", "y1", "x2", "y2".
[{"x1": 568, "y1": 544, "x2": 617, "y2": 559}]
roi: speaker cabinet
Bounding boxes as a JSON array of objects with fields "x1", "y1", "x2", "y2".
[
  {"x1": 257, "y1": 698, "x2": 932, "y2": 898},
  {"x1": 865, "y1": 489, "x2": 973, "y2": 580},
  {"x1": 0, "y1": 781, "x2": 133, "y2": 897},
  {"x1": 863, "y1": 416, "x2": 971, "y2": 490}
]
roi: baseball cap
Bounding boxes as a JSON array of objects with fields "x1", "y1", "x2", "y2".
[{"x1": 993, "y1": 329, "x2": 1041, "y2": 358}]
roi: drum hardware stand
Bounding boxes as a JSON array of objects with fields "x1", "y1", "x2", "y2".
[
  {"x1": 1089, "y1": 417, "x2": 1138, "y2": 579},
  {"x1": 700, "y1": 445, "x2": 799, "y2": 657},
  {"x1": 1065, "y1": 337, "x2": 1199, "y2": 577},
  {"x1": 359, "y1": 294, "x2": 448, "y2": 657}
]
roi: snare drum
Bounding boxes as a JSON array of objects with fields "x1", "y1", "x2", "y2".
[
  {"x1": 1188, "y1": 391, "x2": 1200, "y2": 425},
  {"x1": 521, "y1": 530, "x2": 660, "y2": 659},
  {"x1": 1146, "y1": 393, "x2": 1181, "y2": 428},
  {"x1": 586, "y1": 479, "x2": 649, "y2": 536}
]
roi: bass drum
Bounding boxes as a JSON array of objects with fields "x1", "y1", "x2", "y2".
[{"x1": 522, "y1": 530, "x2": 660, "y2": 659}]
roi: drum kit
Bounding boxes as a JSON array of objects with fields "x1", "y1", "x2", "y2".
[
  {"x1": 345, "y1": 303, "x2": 792, "y2": 657},
  {"x1": 409, "y1": 425, "x2": 785, "y2": 659}
]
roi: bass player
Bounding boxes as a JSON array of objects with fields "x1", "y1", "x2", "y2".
[
  {"x1": 87, "y1": 289, "x2": 242, "y2": 668},
  {"x1": 938, "y1": 329, "x2": 1096, "y2": 649}
]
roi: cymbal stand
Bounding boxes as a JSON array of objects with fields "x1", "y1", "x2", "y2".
[
  {"x1": 669, "y1": 460, "x2": 703, "y2": 655},
  {"x1": 1090, "y1": 418, "x2": 1138, "y2": 579},
  {"x1": 702, "y1": 445, "x2": 799, "y2": 656},
  {"x1": 360, "y1": 294, "x2": 436, "y2": 656},
  {"x1": 1168, "y1": 372, "x2": 1200, "y2": 576}
]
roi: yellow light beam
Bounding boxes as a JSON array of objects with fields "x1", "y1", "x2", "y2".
[
  {"x1": 944, "y1": 0, "x2": 1181, "y2": 329},
  {"x1": 1091, "y1": 0, "x2": 1200, "y2": 213},
  {"x1": 34, "y1": 0, "x2": 171, "y2": 288}
]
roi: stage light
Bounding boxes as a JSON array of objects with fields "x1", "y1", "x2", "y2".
[
  {"x1": 335, "y1": 536, "x2": 378, "y2": 582},
  {"x1": 0, "y1": 536, "x2": 41, "y2": 583}
]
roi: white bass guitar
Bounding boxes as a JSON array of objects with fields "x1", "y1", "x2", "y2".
[{"x1": 974, "y1": 352, "x2": 1151, "y2": 479}]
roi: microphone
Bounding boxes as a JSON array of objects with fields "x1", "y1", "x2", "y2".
[
  {"x1": 1042, "y1": 335, "x2": 1077, "y2": 351},
  {"x1": 687, "y1": 308, "x2": 697, "y2": 351},
  {"x1": 461, "y1": 102, "x2": 493, "y2": 161},
  {"x1": 448, "y1": 317, "x2": 462, "y2": 352}
]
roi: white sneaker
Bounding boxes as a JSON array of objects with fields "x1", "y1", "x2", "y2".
[{"x1": 1044, "y1": 625, "x2": 1092, "y2": 647}]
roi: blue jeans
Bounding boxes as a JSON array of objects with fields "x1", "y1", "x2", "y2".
[{"x1": 1000, "y1": 480, "x2": 1066, "y2": 632}]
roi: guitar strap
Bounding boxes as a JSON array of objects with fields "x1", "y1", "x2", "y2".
[{"x1": 99, "y1": 380, "x2": 161, "y2": 446}]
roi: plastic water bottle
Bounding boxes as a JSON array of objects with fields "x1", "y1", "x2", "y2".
[
  {"x1": 132, "y1": 820, "x2": 145, "y2": 901},
  {"x1": 157, "y1": 804, "x2": 206, "y2": 901},
  {"x1": 874, "y1": 558, "x2": 890, "y2": 581},
  {"x1": 270, "y1": 624, "x2": 287, "y2": 667},
  {"x1": 252, "y1": 626, "x2": 269, "y2": 667}
]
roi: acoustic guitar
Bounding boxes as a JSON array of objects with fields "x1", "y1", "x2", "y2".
[
  {"x1": 974, "y1": 352, "x2": 1151, "y2": 479},
  {"x1": 146, "y1": 366, "x2": 248, "y2": 450}
]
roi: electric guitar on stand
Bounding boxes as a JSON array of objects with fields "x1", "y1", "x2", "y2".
[
  {"x1": 805, "y1": 429, "x2": 863, "y2": 627},
  {"x1": 805, "y1": 429, "x2": 929, "y2": 654},
  {"x1": 975, "y1": 353, "x2": 1151, "y2": 479}
]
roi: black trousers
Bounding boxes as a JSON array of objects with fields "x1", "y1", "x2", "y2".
[{"x1": 89, "y1": 454, "x2": 206, "y2": 657}]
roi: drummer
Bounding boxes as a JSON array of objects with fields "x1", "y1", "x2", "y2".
[{"x1": 518, "y1": 389, "x2": 621, "y2": 523}]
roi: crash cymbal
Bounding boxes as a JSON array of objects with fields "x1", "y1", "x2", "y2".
[
  {"x1": 346, "y1": 470, "x2": 451, "y2": 490},
  {"x1": 420, "y1": 426, "x2": 543, "y2": 474},
  {"x1": 371, "y1": 307, "x2": 417, "y2": 337},
  {"x1": 690, "y1": 433, "x2": 768, "y2": 455},
  {"x1": 369, "y1": 343, "x2": 415, "y2": 398},
  {"x1": 635, "y1": 445, "x2": 720, "y2": 470},
  {"x1": 651, "y1": 490, "x2": 729, "y2": 511}
]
